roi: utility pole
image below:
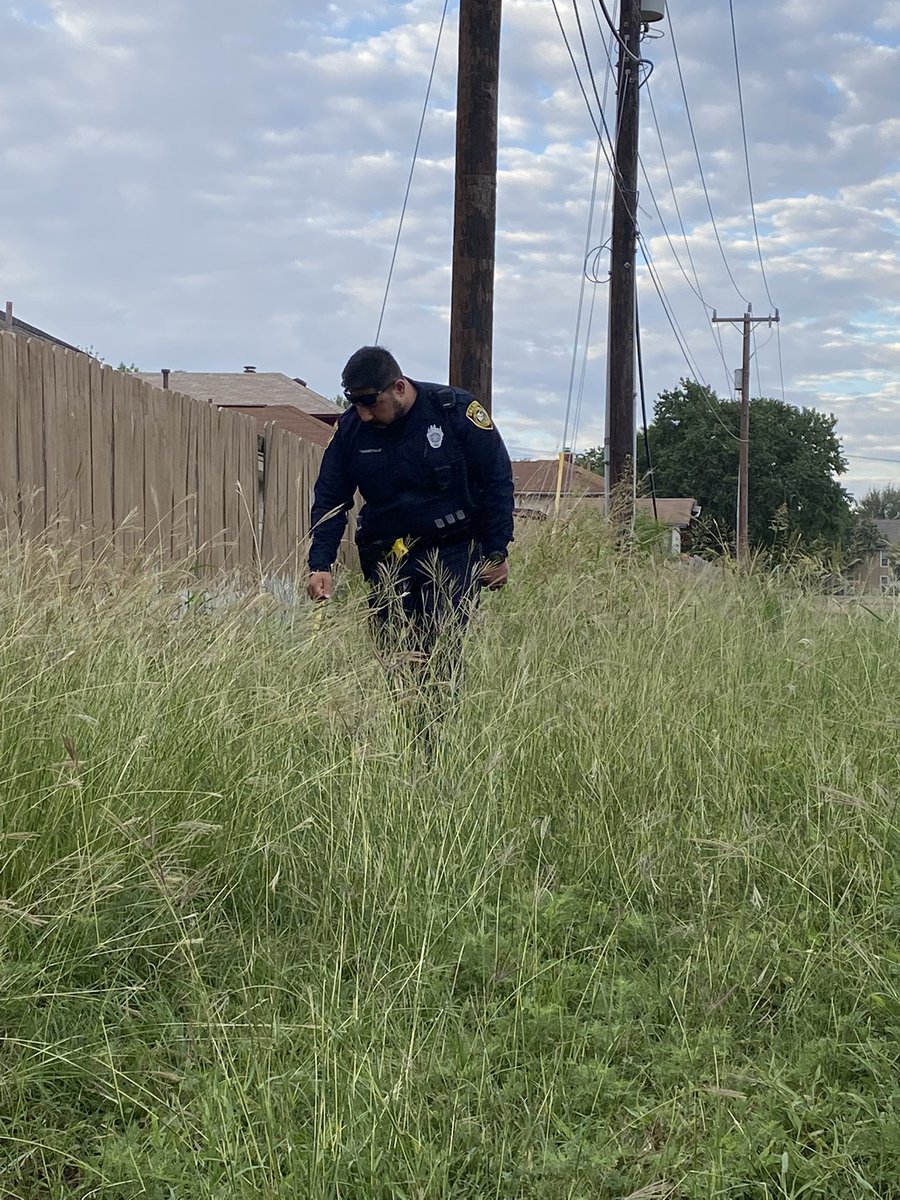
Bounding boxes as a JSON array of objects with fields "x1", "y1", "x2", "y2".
[
  {"x1": 605, "y1": 0, "x2": 642, "y2": 520},
  {"x1": 712, "y1": 307, "x2": 780, "y2": 562},
  {"x1": 449, "y1": 0, "x2": 502, "y2": 413}
]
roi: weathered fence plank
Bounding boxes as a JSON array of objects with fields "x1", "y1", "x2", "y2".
[
  {"x1": 18, "y1": 339, "x2": 46, "y2": 538},
  {"x1": 92, "y1": 361, "x2": 115, "y2": 555},
  {"x1": 0, "y1": 334, "x2": 19, "y2": 537},
  {"x1": 0, "y1": 336, "x2": 352, "y2": 586}
]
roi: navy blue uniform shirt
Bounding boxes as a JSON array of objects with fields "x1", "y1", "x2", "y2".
[{"x1": 308, "y1": 380, "x2": 514, "y2": 572}]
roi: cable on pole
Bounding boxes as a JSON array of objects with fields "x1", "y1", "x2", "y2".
[
  {"x1": 728, "y1": 0, "x2": 776, "y2": 312},
  {"x1": 375, "y1": 0, "x2": 450, "y2": 343},
  {"x1": 668, "y1": 5, "x2": 749, "y2": 305},
  {"x1": 635, "y1": 288, "x2": 657, "y2": 519}
]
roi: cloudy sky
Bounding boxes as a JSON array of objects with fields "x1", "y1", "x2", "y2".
[{"x1": 1, "y1": 0, "x2": 898, "y2": 497}]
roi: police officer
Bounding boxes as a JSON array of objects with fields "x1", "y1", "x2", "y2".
[{"x1": 306, "y1": 346, "x2": 514, "y2": 660}]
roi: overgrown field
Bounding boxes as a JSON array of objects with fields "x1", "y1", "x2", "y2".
[{"x1": 1, "y1": 523, "x2": 898, "y2": 1199}]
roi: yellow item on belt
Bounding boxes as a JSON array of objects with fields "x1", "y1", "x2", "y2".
[{"x1": 390, "y1": 538, "x2": 409, "y2": 561}]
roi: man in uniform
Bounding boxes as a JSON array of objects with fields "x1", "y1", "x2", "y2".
[{"x1": 306, "y1": 346, "x2": 514, "y2": 665}]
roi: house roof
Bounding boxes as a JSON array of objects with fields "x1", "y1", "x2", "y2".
[
  {"x1": 875, "y1": 519, "x2": 900, "y2": 545},
  {"x1": 512, "y1": 458, "x2": 605, "y2": 496},
  {"x1": 3, "y1": 313, "x2": 80, "y2": 352},
  {"x1": 215, "y1": 403, "x2": 333, "y2": 448},
  {"x1": 137, "y1": 371, "x2": 343, "y2": 419}
]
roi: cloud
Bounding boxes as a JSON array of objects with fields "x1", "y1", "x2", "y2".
[{"x1": 0, "y1": 0, "x2": 898, "y2": 498}]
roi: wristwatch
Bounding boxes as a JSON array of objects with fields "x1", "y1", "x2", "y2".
[{"x1": 485, "y1": 552, "x2": 507, "y2": 566}]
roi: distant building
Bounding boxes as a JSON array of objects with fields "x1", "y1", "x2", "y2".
[
  {"x1": 137, "y1": 370, "x2": 344, "y2": 430},
  {"x1": 853, "y1": 518, "x2": 900, "y2": 593},
  {"x1": 511, "y1": 457, "x2": 699, "y2": 553},
  {"x1": 512, "y1": 458, "x2": 605, "y2": 515}
]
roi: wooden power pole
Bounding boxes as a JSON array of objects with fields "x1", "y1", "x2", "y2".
[
  {"x1": 606, "y1": 0, "x2": 642, "y2": 516},
  {"x1": 712, "y1": 307, "x2": 780, "y2": 561},
  {"x1": 449, "y1": 0, "x2": 502, "y2": 413}
]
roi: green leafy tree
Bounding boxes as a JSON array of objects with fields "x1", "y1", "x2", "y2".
[
  {"x1": 573, "y1": 446, "x2": 604, "y2": 476},
  {"x1": 856, "y1": 485, "x2": 900, "y2": 520},
  {"x1": 842, "y1": 511, "x2": 887, "y2": 571},
  {"x1": 632, "y1": 380, "x2": 852, "y2": 551}
]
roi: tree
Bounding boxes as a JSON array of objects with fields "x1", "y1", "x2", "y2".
[
  {"x1": 573, "y1": 446, "x2": 604, "y2": 475},
  {"x1": 632, "y1": 380, "x2": 852, "y2": 552},
  {"x1": 856, "y1": 485, "x2": 900, "y2": 520},
  {"x1": 842, "y1": 511, "x2": 886, "y2": 571}
]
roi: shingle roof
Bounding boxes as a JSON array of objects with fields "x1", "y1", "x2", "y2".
[
  {"x1": 512, "y1": 459, "x2": 605, "y2": 496},
  {"x1": 4, "y1": 315, "x2": 80, "y2": 352},
  {"x1": 137, "y1": 372, "x2": 342, "y2": 418},
  {"x1": 216, "y1": 403, "x2": 333, "y2": 448},
  {"x1": 512, "y1": 461, "x2": 697, "y2": 527}
]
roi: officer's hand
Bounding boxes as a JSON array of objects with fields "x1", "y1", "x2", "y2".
[
  {"x1": 307, "y1": 570, "x2": 333, "y2": 601},
  {"x1": 480, "y1": 559, "x2": 509, "y2": 591}
]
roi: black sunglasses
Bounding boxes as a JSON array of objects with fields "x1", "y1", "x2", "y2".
[{"x1": 343, "y1": 386, "x2": 382, "y2": 408}]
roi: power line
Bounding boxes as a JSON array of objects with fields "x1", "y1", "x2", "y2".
[
  {"x1": 638, "y1": 157, "x2": 734, "y2": 394},
  {"x1": 644, "y1": 82, "x2": 710, "y2": 312},
  {"x1": 550, "y1": 0, "x2": 616, "y2": 162},
  {"x1": 667, "y1": 4, "x2": 749, "y2": 306},
  {"x1": 561, "y1": 11, "x2": 617, "y2": 458},
  {"x1": 640, "y1": 242, "x2": 746, "y2": 443},
  {"x1": 590, "y1": 0, "x2": 642, "y2": 62},
  {"x1": 634, "y1": 287, "x2": 658, "y2": 518},
  {"x1": 375, "y1": 0, "x2": 450, "y2": 343},
  {"x1": 593, "y1": 8, "x2": 735, "y2": 400},
  {"x1": 560, "y1": 0, "x2": 620, "y2": 162},
  {"x1": 561, "y1": 136, "x2": 605, "y2": 454},
  {"x1": 728, "y1": 0, "x2": 776, "y2": 312},
  {"x1": 637, "y1": 238, "x2": 707, "y2": 385},
  {"x1": 570, "y1": 275, "x2": 603, "y2": 453}
]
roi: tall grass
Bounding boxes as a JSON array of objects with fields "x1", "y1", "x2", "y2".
[{"x1": 0, "y1": 522, "x2": 898, "y2": 1199}]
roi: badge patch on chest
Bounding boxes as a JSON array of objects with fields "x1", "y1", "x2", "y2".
[
  {"x1": 426, "y1": 424, "x2": 444, "y2": 449},
  {"x1": 466, "y1": 401, "x2": 493, "y2": 430}
]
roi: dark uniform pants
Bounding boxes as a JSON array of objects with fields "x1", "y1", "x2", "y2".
[{"x1": 364, "y1": 540, "x2": 482, "y2": 666}]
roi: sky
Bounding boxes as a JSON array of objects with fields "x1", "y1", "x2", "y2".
[{"x1": 1, "y1": 0, "x2": 899, "y2": 498}]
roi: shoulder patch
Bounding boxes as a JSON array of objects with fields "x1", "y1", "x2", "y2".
[{"x1": 465, "y1": 400, "x2": 493, "y2": 430}]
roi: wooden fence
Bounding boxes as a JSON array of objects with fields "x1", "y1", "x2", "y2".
[{"x1": 0, "y1": 333, "x2": 355, "y2": 579}]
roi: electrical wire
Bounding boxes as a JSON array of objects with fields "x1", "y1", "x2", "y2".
[
  {"x1": 634, "y1": 288, "x2": 658, "y2": 518},
  {"x1": 668, "y1": 5, "x2": 750, "y2": 306},
  {"x1": 639, "y1": 241, "x2": 745, "y2": 443},
  {"x1": 561, "y1": 136, "x2": 605, "y2": 455},
  {"x1": 560, "y1": 11, "x2": 617, "y2": 463},
  {"x1": 728, "y1": 0, "x2": 788, "y2": 407},
  {"x1": 374, "y1": 0, "x2": 450, "y2": 343},
  {"x1": 558, "y1": 0, "x2": 619, "y2": 161},
  {"x1": 556, "y1": 0, "x2": 743, "y2": 461},
  {"x1": 638, "y1": 158, "x2": 734, "y2": 394},
  {"x1": 637, "y1": 239, "x2": 707, "y2": 384},
  {"x1": 570, "y1": 275, "x2": 602, "y2": 454},
  {"x1": 644, "y1": 83, "x2": 709, "y2": 311},
  {"x1": 552, "y1": 0, "x2": 648, "y2": 228},
  {"x1": 590, "y1": 0, "x2": 642, "y2": 62},
  {"x1": 728, "y1": 0, "x2": 775, "y2": 312},
  {"x1": 585, "y1": 0, "x2": 734, "y2": 402}
]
